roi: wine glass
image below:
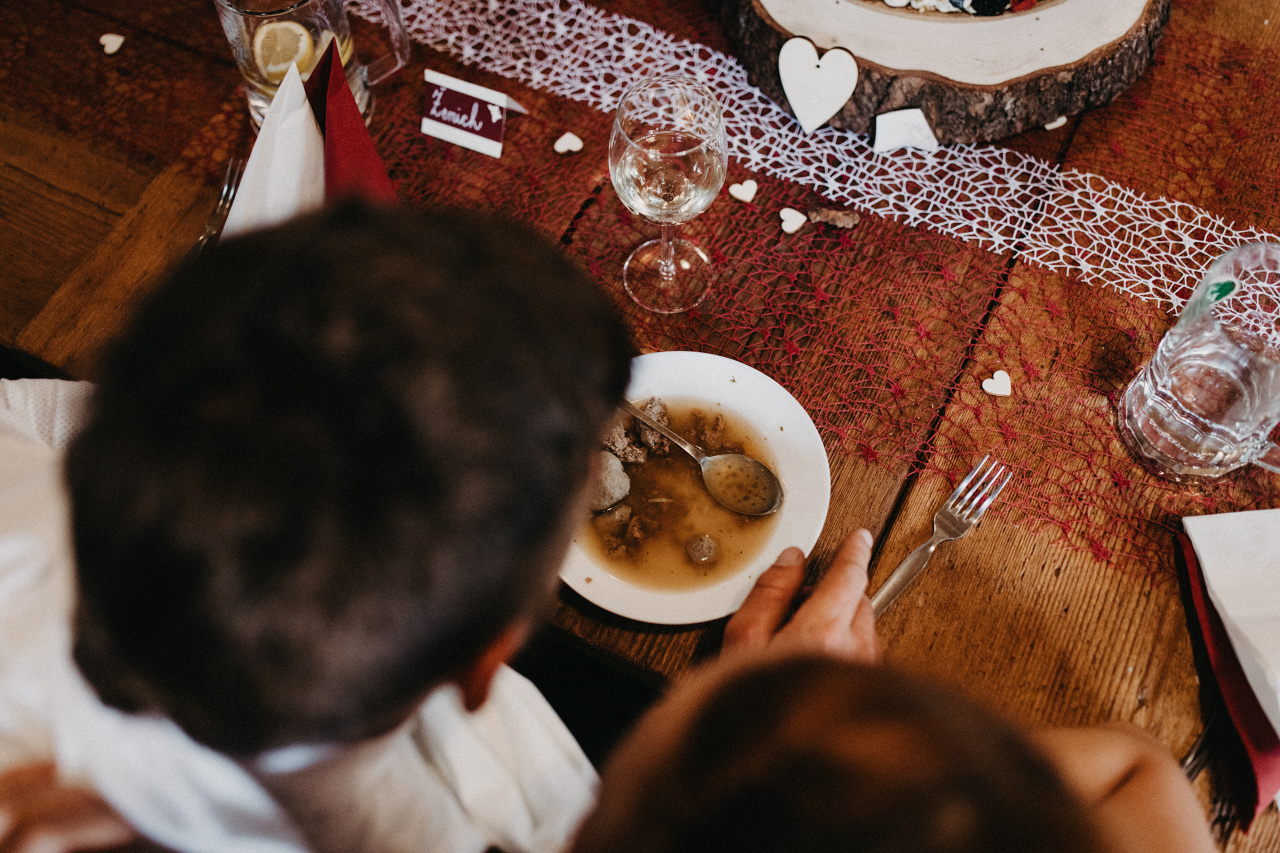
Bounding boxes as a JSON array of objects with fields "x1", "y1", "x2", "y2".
[{"x1": 608, "y1": 77, "x2": 728, "y2": 314}]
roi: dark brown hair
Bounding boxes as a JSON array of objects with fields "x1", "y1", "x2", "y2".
[
  {"x1": 575, "y1": 654, "x2": 1106, "y2": 853},
  {"x1": 66, "y1": 200, "x2": 634, "y2": 754}
]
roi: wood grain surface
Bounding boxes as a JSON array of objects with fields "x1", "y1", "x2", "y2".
[{"x1": 2, "y1": 0, "x2": 1278, "y2": 847}]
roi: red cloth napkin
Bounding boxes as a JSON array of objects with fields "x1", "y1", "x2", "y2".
[
  {"x1": 1178, "y1": 532, "x2": 1280, "y2": 828},
  {"x1": 303, "y1": 40, "x2": 397, "y2": 203}
]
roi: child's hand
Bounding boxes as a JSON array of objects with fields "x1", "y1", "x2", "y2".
[
  {"x1": 723, "y1": 529, "x2": 881, "y2": 662},
  {"x1": 0, "y1": 761, "x2": 159, "y2": 852}
]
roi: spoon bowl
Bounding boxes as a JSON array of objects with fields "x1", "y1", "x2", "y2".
[{"x1": 620, "y1": 400, "x2": 784, "y2": 516}]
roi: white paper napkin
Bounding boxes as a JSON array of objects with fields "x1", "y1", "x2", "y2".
[
  {"x1": 1183, "y1": 508, "x2": 1280, "y2": 735},
  {"x1": 221, "y1": 64, "x2": 325, "y2": 240}
]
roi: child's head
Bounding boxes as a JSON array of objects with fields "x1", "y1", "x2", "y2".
[
  {"x1": 66, "y1": 201, "x2": 633, "y2": 755},
  {"x1": 575, "y1": 652, "x2": 1106, "y2": 853}
]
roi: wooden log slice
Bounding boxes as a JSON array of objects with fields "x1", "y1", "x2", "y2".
[{"x1": 714, "y1": 0, "x2": 1171, "y2": 144}]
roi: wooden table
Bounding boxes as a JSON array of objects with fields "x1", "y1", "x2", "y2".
[{"x1": 4, "y1": 0, "x2": 1279, "y2": 848}]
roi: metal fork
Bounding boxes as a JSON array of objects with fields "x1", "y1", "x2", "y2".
[
  {"x1": 1180, "y1": 710, "x2": 1220, "y2": 782},
  {"x1": 871, "y1": 455, "x2": 1012, "y2": 617},
  {"x1": 191, "y1": 156, "x2": 246, "y2": 256}
]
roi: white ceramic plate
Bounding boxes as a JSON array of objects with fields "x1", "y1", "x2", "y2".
[{"x1": 559, "y1": 351, "x2": 830, "y2": 625}]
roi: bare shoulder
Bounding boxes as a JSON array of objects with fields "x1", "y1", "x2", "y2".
[{"x1": 1033, "y1": 725, "x2": 1217, "y2": 853}]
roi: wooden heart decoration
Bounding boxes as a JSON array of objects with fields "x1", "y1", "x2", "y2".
[
  {"x1": 729, "y1": 179, "x2": 758, "y2": 203},
  {"x1": 779, "y1": 207, "x2": 806, "y2": 234},
  {"x1": 553, "y1": 132, "x2": 583, "y2": 154},
  {"x1": 777, "y1": 38, "x2": 858, "y2": 134},
  {"x1": 982, "y1": 369, "x2": 1012, "y2": 397}
]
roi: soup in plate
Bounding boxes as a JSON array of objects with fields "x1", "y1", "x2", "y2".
[{"x1": 580, "y1": 398, "x2": 780, "y2": 592}]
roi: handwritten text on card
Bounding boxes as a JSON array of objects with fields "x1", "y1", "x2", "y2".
[{"x1": 421, "y1": 70, "x2": 509, "y2": 158}]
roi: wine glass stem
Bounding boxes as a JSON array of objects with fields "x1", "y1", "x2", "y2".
[{"x1": 659, "y1": 225, "x2": 678, "y2": 282}]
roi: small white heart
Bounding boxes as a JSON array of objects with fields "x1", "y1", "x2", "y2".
[
  {"x1": 553, "y1": 132, "x2": 583, "y2": 154},
  {"x1": 981, "y1": 369, "x2": 1012, "y2": 397},
  {"x1": 728, "y1": 179, "x2": 758, "y2": 203},
  {"x1": 100, "y1": 33, "x2": 125, "y2": 55},
  {"x1": 779, "y1": 208, "x2": 806, "y2": 235},
  {"x1": 777, "y1": 38, "x2": 858, "y2": 134}
]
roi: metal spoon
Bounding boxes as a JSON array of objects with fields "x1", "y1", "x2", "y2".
[{"x1": 620, "y1": 400, "x2": 784, "y2": 516}]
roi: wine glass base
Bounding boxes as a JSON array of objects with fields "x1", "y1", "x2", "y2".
[{"x1": 622, "y1": 238, "x2": 713, "y2": 314}]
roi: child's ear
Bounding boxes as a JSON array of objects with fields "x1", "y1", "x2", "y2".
[{"x1": 455, "y1": 621, "x2": 531, "y2": 712}]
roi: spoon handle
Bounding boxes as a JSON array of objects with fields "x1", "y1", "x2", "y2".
[{"x1": 619, "y1": 400, "x2": 706, "y2": 464}]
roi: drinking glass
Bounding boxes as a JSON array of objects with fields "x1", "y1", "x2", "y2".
[
  {"x1": 608, "y1": 77, "x2": 728, "y2": 314},
  {"x1": 1117, "y1": 242, "x2": 1280, "y2": 481},
  {"x1": 213, "y1": 0, "x2": 409, "y2": 129}
]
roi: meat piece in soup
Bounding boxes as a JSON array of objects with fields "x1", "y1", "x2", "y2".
[
  {"x1": 603, "y1": 418, "x2": 647, "y2": 463},
  {"x1": 590, "y1": 451, "x2": 631, "y2": 510},
  {"x1": 636, "y1": 397, "x2": 671, "y2": 452},
  {"x1": 686, "y1": 534, "x2": 718, "y2": 565}
]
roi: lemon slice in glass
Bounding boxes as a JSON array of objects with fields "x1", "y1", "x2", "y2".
[{"x1": 253, "y1": 21, "x2": 315, "y2": 85}]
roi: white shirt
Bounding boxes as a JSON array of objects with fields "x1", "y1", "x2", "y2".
[{"x1": 0, "y1": 379, "x2": 597, "y2": 853}]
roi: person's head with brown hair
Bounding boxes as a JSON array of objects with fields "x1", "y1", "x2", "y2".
[
  {"x1": 65, "y1": 199, "x2": 634, "y2": 756},
  {"x1": 575, "y1": 652, "x2": 1107, "y2": 853}
]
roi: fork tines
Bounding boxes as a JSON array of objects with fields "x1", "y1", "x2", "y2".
[
  {"x1": 192, "y1": 157, "x2": 246, "y2": 258},
  {"x1": 215, "y1": 157, "x2": 246, "y2": 222},
  {"x1": 947, "y1": 455, "x2": 1012, "y2": 521}
]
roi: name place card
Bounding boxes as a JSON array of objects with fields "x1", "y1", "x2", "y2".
[{"x1": 421, "y1": 70, "x2": 527, "y2": 158}]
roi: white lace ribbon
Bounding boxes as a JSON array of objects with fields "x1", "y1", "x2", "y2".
[{"x1": 352, "y1": 0, "x2": 1278, "y2": 319}]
